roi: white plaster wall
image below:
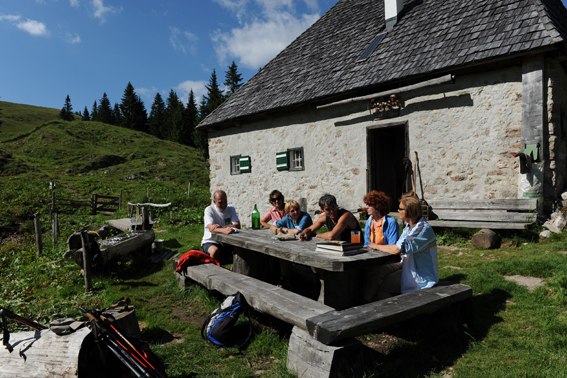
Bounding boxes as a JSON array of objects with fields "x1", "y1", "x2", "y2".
[{"x1": 208, "y1": 66, "x2": 524, "y2": 220}]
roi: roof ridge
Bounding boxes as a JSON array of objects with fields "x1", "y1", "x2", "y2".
[{"x1": 532, "y1": 0, "x2": 567, "y2": 44}]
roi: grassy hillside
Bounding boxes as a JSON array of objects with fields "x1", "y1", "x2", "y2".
[
  {"x1": 0, "y1": 101, "x2": 60, "y2": 142},
  {"x1": 0, "y1": 102, "x2": 210, "y2": 233}
]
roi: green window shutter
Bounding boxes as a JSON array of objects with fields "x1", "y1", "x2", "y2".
[
  {"x1": 239, "y1": 155, "x2": 251, "y2": 173},
  {"x1": 276, "y1": 151, "x2": 289, "y2": 171}
]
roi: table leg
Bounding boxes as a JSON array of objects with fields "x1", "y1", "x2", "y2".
[
  {"x1": 232, "y1": 247, "x2": 280, "y2": 284},
  {"x1": 315, "y1": 269, "x2": 363, "y2": 310}
]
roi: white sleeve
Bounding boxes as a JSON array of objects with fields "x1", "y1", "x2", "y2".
[{"x1": 204, "y1": 206, "x2": 215, "y2": 226}]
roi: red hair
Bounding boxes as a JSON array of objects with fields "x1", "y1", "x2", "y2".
[{"x1": 363, "y1": 191, "x2": 391, "y2": 215}]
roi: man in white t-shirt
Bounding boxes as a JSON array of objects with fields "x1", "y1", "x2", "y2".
[{"x1": 201, "y1": 190, "x2": 240, "y2": 262}]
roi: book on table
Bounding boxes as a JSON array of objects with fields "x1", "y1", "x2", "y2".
[{"x1": 315, "y1": 240, "x2": 365, "y2": 254}]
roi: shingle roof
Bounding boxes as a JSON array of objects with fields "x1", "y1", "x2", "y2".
[{"x1": 199, "y1": 0, "x2": 567, "y2": 129}]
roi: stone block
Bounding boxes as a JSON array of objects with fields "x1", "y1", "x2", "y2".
[
  {"x1": 472, "y1": 229, "x2": 501, "y2": 249},
  {"x1": 287, "y1": 326, "x2": 365, "y2": 378}
]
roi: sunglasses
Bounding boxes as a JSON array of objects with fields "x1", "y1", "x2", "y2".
[{"x1": 270, "y1": 197, "x2": 284, "y2": 203}]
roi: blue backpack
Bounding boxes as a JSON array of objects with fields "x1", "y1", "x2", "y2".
[{"x1": 201, "y1": 292, "x2": 252, "y2": 349}]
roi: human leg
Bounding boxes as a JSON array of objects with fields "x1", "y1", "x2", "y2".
[{"x1": 363, "y1": 262, "x2": 402, "y2": 302}]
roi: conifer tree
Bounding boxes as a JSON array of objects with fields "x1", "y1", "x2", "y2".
[
  {"x1": 195, "y1": 97, "x2": 209, "y2": 157},
  {"x1": 59, "y1": 95, "x2": 74, "y2": 121},
  {"x1": 165, "y1": 89, "x2": 185, "y2": 143},
  {"x1": 181, "y1": 90, "x2": 198, "y2": 147},
  {"x1": 91, "y1": 101, "x2": 98, "y2": 121},
  {"x1": 201, "y1": 69, "x2": 224, "y2": 118},
  {"x1": 97, "y1": 93, "x2": 113, "y2": 124},
  {"x1": 120, "y1": 82, "x2": 147, "y2": 132},
  {"x1": 113, "y1": 103, "x2": 123, "y2": 126},
  {"x1": 82, "y1": 106, "x2": 90, "y2": 121},
  {"x1": 224, "y1": 61, "x2": 243, "y2": 96},
  {"x1": 148, "y1": 92, "x2": 166, "y2": 139}
]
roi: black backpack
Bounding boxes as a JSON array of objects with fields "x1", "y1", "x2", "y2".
[{"x1": 201, "y1": 292, "x2": 252, "y2": 349}]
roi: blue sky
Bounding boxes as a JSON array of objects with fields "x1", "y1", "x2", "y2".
[{"x1": 0, "y1": 0, "x2": 336, "y2": 112}]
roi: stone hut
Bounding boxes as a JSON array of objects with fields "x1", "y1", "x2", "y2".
[{"x1": 198, "y1": 0, "x2": 567, "y2": 221}]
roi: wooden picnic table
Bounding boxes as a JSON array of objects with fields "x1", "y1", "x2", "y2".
[{"x1": 211, "y1": 229, "x2": 400, "y2": 309}]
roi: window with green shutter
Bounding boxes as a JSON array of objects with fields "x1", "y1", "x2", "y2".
[
  {"x1": 275, "y1": 148, "x2": 304, "y2": 171},
  {"x1": 276, "y1": 151, "x2": 289, "y2": 171},
  {"x1": 239, "y1": 155, "x2": 251, "y2": 173}
]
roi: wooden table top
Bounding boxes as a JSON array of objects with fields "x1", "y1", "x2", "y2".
[{"x1": 211, "y1": 229, "x2": 399, "y2": 272}]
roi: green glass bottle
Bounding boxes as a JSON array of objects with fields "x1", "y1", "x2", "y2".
[{"x1": 251, "y1": 204, "x2": 261, "y2": 230}]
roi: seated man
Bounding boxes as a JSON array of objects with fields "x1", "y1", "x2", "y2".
[
  {"x1": 298, "y1": 194, "x2": 360, "y2": 242},
  {"x1": 201, "y1": 190, "x2": 240, "y2": 262}
]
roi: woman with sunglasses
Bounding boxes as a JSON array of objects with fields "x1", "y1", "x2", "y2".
[
  {"x1": 260, "y1": 190, "x2": 286, "y2": 228},
  {"x1": 370, "y1": 195, "x2": 438, "y2": 298}
]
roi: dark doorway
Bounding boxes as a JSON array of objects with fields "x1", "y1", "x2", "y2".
[{"x1": 367, "y1": 124, "x2": 407, "y2": 209}]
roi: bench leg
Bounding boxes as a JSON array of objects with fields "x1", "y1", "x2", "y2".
[{"x1": 287, "y1": 326, "x2": 365, "y2": 378}]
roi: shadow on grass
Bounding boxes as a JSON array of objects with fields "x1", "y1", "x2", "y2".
[{"x1": 356, "y1": 284, "x2": 510, "y2": 376}]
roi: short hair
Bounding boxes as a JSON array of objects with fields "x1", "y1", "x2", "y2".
[
  {"x1": 213, "y1": 190, "x2": 227, "y2": 200},
  {"x1": 400, "y1": 195, "x2": 422, "y2": 221},
  {"x1": 363, "y1": 191, "x2": 390, "y2": 215},
  {"x1": 284, "y1": 200, "x2": 300, "y2": 214},
  {"x1": 269, "y1": 190, "x2": 284, "y2": 201},
  {"x1": 318, "y1": 194, "x2": 337, "y2": 209}
]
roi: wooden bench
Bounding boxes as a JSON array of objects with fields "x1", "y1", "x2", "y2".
[
  {"x1": 176, "y1": 263, "x2": 333, "y2": 329},
  {"x1": 306, "y1": 283, "x2": 472, "y2": 345},
  {"x1": 177, "y1": 264, "x2": 473, "y2": 377},
  {"x1": 427, "y1": 198, "x2": 538, "y2": 229}
]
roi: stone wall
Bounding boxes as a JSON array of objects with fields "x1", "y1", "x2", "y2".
[
  {"x1": 208, "y1": 66, "x2": 525, "y2": 220},
  {"x1": 546, "y1": 59, "x2": 567, "y2": 207}
]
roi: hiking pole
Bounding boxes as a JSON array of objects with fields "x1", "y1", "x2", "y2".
[
  {"x1": 82, "y1": 308, "x2": 149, "y2": 378},
  {"x1": 81, "y1": 307, "x2": 165, "y2": 378},
  {"x1": 1, "y1": 307, "x2": 46, "y2": 353},
  {"x1": 0, "y1": 308, "x2": 46, "y2": 331},
  {"x1": 99, "y1": 313, "x2": 163, "y2": 376}
]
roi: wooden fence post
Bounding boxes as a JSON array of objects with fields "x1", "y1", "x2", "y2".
[
  {"x1": 91, "y1": 194, "x2": 97, "y2": 215},
  {"x1": 34, "y1": 213, "x2": 43, "y2": 257},
  {"x1": 52, "y1": 212, "x2": 59, "y2": 244},
  {"x1": 50, "y1": 181, "x2": 56, "y2": 215},
  {"x1": 80, "y1": 230, "x2": 93, "y2": 292}
]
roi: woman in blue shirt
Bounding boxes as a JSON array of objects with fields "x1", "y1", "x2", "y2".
[
  {"x1": 273, "y1": 200, "x2": 313, "y2": 235},
  {"x1": 372, "y1": 195, "x2": 439, "y2": 296},
  {"x1": 363, "y1": 190, "x2": 399, "y2": 248}
]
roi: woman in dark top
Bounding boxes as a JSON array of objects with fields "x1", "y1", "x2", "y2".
[{"x1": 298, "y1": 194, "x2": 360, "y2": 242}]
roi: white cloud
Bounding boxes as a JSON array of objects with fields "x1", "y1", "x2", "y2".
[
  {"x1": 0, "y1": 14, "x2": 49, "y2": 36},
  {"x1": 212, "y1": 12, "x2": 319, "y2": 69},
  {"x1": 67, "y1": 32, "x2": 81, "y2": 44},
  {"x1": 176, "y1": 80, "x2": 208, "y2": 105},
  {"x1": 169, "y1": 27, "x2": 199, "y2": 55},
  {"x1": 92, "y1": 0, "x2": 113, "y2": 22},
  {"x1": 69, "y1": 0, "x2": 80, "y2": 7}
]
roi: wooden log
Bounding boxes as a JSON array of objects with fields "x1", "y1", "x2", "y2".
[
  {"x1": 306, "y1": 284, "x2": 472, "y2": 345},
  {"x1": 428, "y1": 220, "x2": 530, "y2": 229},
  {"x1": 428, "y1": 198, "x2": 538, "y2": 210},
  {"x1": 432, "y1": 210, "x2": 537, "y2": 222},
  {"x1": 0, "y1": 328, "x2": 91, "y2": 377},
  {"x1": 99, "y1": 230, "x2": 154, "y2": 264}
]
